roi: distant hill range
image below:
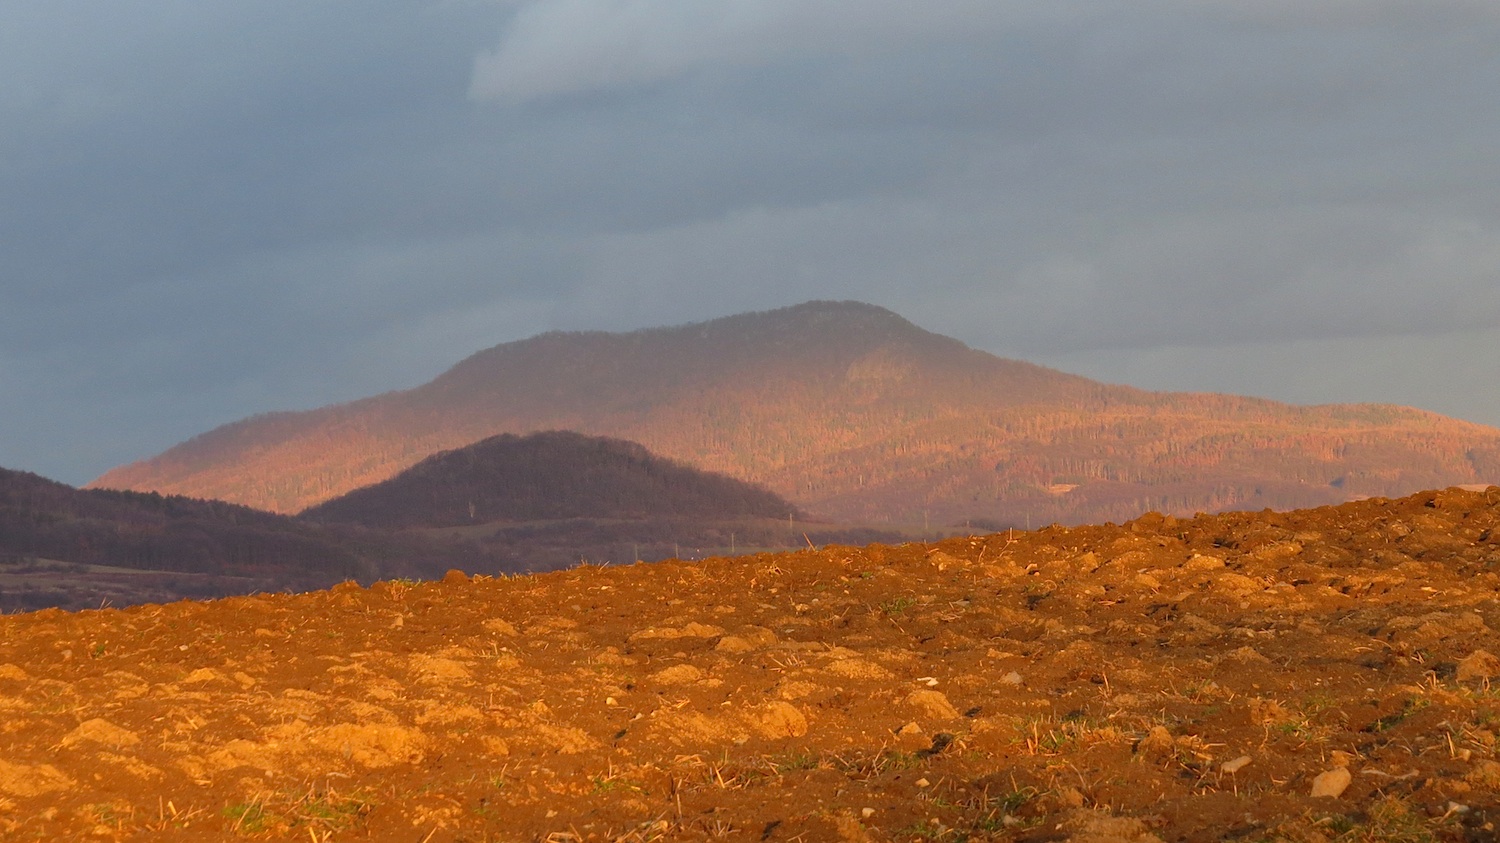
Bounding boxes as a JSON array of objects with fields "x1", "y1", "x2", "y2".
[
  {"x1": 302, "y1": 430, "x2": 797, "y2": 529},
  {"x1": 93, "y1": 301, "x2": 1500, "y2": 526},
  {"x1": 3, "y1": 435, "x2": 837, "y2": 611}
]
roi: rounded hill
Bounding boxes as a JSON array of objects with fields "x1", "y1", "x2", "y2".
[{"x1": 298, "y1": 430, "x2": 798, "y2": 529}]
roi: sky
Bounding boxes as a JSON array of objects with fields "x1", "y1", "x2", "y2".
[{"x1": 3, "y1": 0, "x2": 1499, "y2": 486}]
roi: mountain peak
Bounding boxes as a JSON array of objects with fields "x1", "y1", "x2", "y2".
[
  {"x1": 444, "y1": 300, "x2": 939, "y2": 371},
  {"x1": 671, "y1": 300, "x2": 933, "y2": 344},
  {"x1": 707, "y1": 300, "x2": 913, "y2": 330}
]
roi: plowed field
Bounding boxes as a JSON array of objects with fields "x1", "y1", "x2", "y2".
[{"x1": 5, "y1": 488, "x2": 1500, "y2": 842}]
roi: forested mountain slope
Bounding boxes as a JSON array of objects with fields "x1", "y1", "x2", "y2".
[{"x1": 93, "y1": 301, "x2": 1500, "y2": 526}]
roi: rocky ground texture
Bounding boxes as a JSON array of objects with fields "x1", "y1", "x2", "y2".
[{"x1": 5, "y1": 488, "x2": 1500, "y2": 842}]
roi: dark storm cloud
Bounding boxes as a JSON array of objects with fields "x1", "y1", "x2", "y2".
[{"x1": 3, "y1": 0, "x2": 1500, "y2": 483}]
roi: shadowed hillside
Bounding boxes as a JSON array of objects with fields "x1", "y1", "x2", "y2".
[
  {"x1": 92, "y1": 301, "x2": 1500, "y2": 525},
  {"x1": 1, "y1": 467, "x2": 362, "y2": 611},
  {"x1": 0, "y1": 467, "x2": 530, "y2": 612},
  {"x1": 3, "y1": 441, "x2": 853, "y2": 612},
  {"x1": 300, "y1": 431, "x2": 894, "y2": 575},
  {"x1": 301, "y1": 431, "x2": 797, "y2": 529}
]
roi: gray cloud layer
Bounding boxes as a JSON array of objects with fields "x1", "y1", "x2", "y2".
[{"x1": 3, "y1": 0, "x2": 1499, "y2": 484}]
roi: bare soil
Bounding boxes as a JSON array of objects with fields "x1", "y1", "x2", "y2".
[{"x1": 5, "y1": 487, "x2": 1500, "y2": 842}]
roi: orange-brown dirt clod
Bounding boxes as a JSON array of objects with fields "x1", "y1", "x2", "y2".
[{"x1": 5, "y1": 487, "x2": 1500, "y2": 841}]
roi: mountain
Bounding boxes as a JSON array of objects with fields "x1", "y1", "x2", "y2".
[
  {"x1": 301, "y1": 430, "x2": 797, "y2": 529},
  {"x1": 92, "y1": 300, "x2": 1500, "y2": 525}
]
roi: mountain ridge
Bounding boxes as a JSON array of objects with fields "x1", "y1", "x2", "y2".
[{"x1": 92, "y1": 300, "x2": 1500, "y2": 524}]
